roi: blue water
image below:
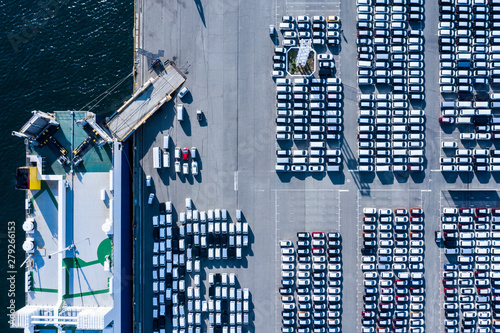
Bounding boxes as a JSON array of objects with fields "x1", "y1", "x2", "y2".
[{"x1": 0, "y1": 0, "x2": 133, "y2": 330}]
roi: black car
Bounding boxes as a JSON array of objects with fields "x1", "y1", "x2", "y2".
[
  {"x1": 297, "y1": 248, "x2": 310, "y2": 256},
  {"x1": 361, "y1": 248, "x2": 375, "y2": 255},
  {"x1": 444, "y1": 240, "x2": 458, "y2": 248},
  {"x1": 159, "y1": 202, "x2": 166, "y2": 214},
  {"x1": 329, "y1": 248, "x2": 342, "y2": 256},
  {"x1": 328, "y1": 240, "x2": 341, "y2": 248},
  {"x1": 328, "y1": 232, "x2": 341, "y2": 240},
  {"x1": 474, "y1": 116, "x2": 491, "y2": 125},
  {"x1": 153, "y1": 319, "x2": 159, "y2": 331},
  {"x1": 297, "y1": 232, "x2": 310, "y2": 239}
]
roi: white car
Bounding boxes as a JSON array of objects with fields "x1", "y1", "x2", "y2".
[
  {"x1": 192, "y1": 161, "x2": 198, "y2": 175},
  {"x1": 178, "y1": 87, "x2": 189, "y2": 98},
  {"x1": 280, "y1": 240, "x2": 292, "y2": 247},
  {"x1": 146, "y1": 175, "x2": 152, "y2": 186},
  {"x1": 282, "y1": 263, "x2": 295, "y2": 271},
  {"x1": 148, "y1": 193, "x2": 155, "y2": 205},
  {"x1": 183, "y1": 163, "x2": 189, "y2": 175},
  {"x1": 272, "y1": 70, "x2": 285, "y2": 78},
  {"x1": 363, "y1": 208, "x2": 377, "y2": 215},
  {"x1": 361, "y1": 264, "x2": 375, "y2": 271},
  {"x1": 163, "y1": 152, "x2": 170, "y2": 167},
  {"x1": 318, "y1": 53, "x2": 334, "y2": 60},
  {"x1": 190, "y1": 147, "x2": 197, "y2": 159},
  {"x1": 176, "y1": 104, "x2": 184, "y2": 121},
  {"x1": 175, "y1": 161, "x2": 181, "y2": 173},
  {"x1": 297, "y1": 15, "x2": 310, "y2": 23}
]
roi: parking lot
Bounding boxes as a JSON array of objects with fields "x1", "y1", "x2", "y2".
[
  {"x1": 356, "y1": 0, "x2": 426, "y2": 174},
  {"x1": 279, "y1": 232, "x2": 342, "y2": 333},
  {"x1": 273, "y1": 15, "x2": 344, "y2": 174},
  {"x1": 438, "y1": 0, "x2": 500, "y2": 173},
  {"x1": 361, "y1": 207, "x2": 426, "y2": 333},
  {"x1": 149, "y1": 199, "x2": 252, "y2": 332},
  {"x1": 439, "y1": 191, "x2": 500, "y2": 333},
  {"x1": 133, "y1": 0, "x2": 500, "y2": 332}
]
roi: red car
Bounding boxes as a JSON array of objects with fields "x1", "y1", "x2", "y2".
[
  {"x1": 362, "y1": 311, "x2": 375, "y2": 318},
  {"x1": 311, "y1": 248, "x2": 325, "y2": 255},
  {"x1": 410, "y1": 216, "x2": 423, "y2": 223},
  {"x1": 312, "y1": 232, "x2": 325, "y2": 239},
  {"x1": 439, "y1": 117, "x2": 454, "y2": 124},
  {"x1": 182, "y1": 147, "x2": 190, "y2": 161}
]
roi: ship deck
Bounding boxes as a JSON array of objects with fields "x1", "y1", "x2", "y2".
[{"x1": 23, "y1": 111, "x2": 116, "y2": 319}]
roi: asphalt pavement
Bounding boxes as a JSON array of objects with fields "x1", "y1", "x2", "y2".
[{"x1": 130, "y1": 0, "x2": 500, "y2": 332}]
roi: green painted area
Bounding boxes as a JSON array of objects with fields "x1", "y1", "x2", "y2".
[
  {"x1": 29, "y1": 111, "x2": 112, "y2": 174},
  {"x1": 74, "y1": 143, "x2": 113, "y2": 173},
  {"x1": 60, "y1": 238, "x2": 112, "y2": 299},
  {"x1": 97, "y1": 238, "x2": 112, "y2": 266},
  {"x1": 31, "y1": 181, "x2": 58, "y2": 210},
  {"x1": 35, "y1": 326, "x2": 58, "y2": 332},
  {"x1": 63, "y1": 288, "x2": 110, "y2": 299},
  {"x1": 62, "y1": 257, "x2": 100, "y2": 269},
  {"x1": 62, "y1": 238, "x2": 111, "y2": 269},
  {"x1": 29, "y1": 270, "x2": 58, "y2": 293},
  {"x1": 62, "y1": 262, "x2": 110, "y2": 299},
  {"x1": 31, "y1": 287, "x2": 58, "y2": 293}
]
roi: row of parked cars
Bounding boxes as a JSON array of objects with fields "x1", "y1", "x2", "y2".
[
  {"x1": 276, "y1": 148, "x2": 342, "y2": 172},
  {"x1": 206, "y1": 273, "x2": 251, "y2": 330},
  {"x1": 280, "y1": 232, "x2": 342, "y2": 333},
  {"x1": 151, "y1": 202, "x2": 250, "y2": 333},
  {"x1": 438, "y1": 0, "x2": 500, "y2": 176},
  {"x1": 439, "y1": 98, "x2": 500, "y2": 124},
  {"x1": 271, "y1": 14, "x2": 340, "y2": 79},
  {"x1": 356, "y1": 1, "x2": 426, "y2": 173},
  {"x1": 356, "y1": 0, "x2": 425, "y2": 101},
  {"x1": 440, "y1": 148, "x2": 500, "y2": 172},
  {"x1": 360, "y1": 207, "x2": 425, "y2": 333},
  {"x1": 438, "y1": 0, "x2": 500, "y2": 93},
  {"x1": 357, "y1": 93, "x2": 425, "y2": 172},
  {"x1": 275, "y1": 76, "x2": 344, "y2": 140},
  {"x1": 273, "y1": 41, "x2": 344, "y2": 174},
  {"x1": 173, "y1": 146, "x2": 199, "y2": 176},
  {"x1": 440, "y1": 206, "x2": 500, "y2": 333},
  {"x1": 275, "y1": 15, "x2": 341, "y2": 48}
]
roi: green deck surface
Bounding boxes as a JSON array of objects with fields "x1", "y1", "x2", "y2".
[{"x1": 29, "y1": 111, "x2": 112, "y2": 175}]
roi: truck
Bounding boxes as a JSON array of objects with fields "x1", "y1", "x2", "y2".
[
  {"x1": 153, "y1": 147, "x2": 161, "y2": 169},
  {"x1": 163, "y1": 151, "x2": 170, "y2": 168}
]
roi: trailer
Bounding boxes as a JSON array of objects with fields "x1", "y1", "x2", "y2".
[{"x1": 153, "y1": 147, "x2": 161, "y2": 169}]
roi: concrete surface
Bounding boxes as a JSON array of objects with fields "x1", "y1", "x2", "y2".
[{"x1": 129, "y1": 0, "x2": 500, "y2": 332}]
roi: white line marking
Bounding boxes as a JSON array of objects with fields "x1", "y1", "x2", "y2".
[
  {"x1": 274, "y1": 189, "x2": 279, "y2": 333},
  {"x1": 355, "y1": 192, "x2": 360, "y2": 333},
  {"x1": 338, "y1": 191, "x2": 341, "y2": 230},
  {"x1": 234, "y1": 171, "x2": 238, "y2": 191},
  {"x1": 438, "y1": 192, "x2": 443, "y2": 333},
  {"x1": 274, "y1": 189, "x2": 353, "y2": 192}
]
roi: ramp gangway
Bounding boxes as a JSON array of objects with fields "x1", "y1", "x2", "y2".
[{"x1": 106, "y1": 65, "x2": 186, "y2": 141}]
